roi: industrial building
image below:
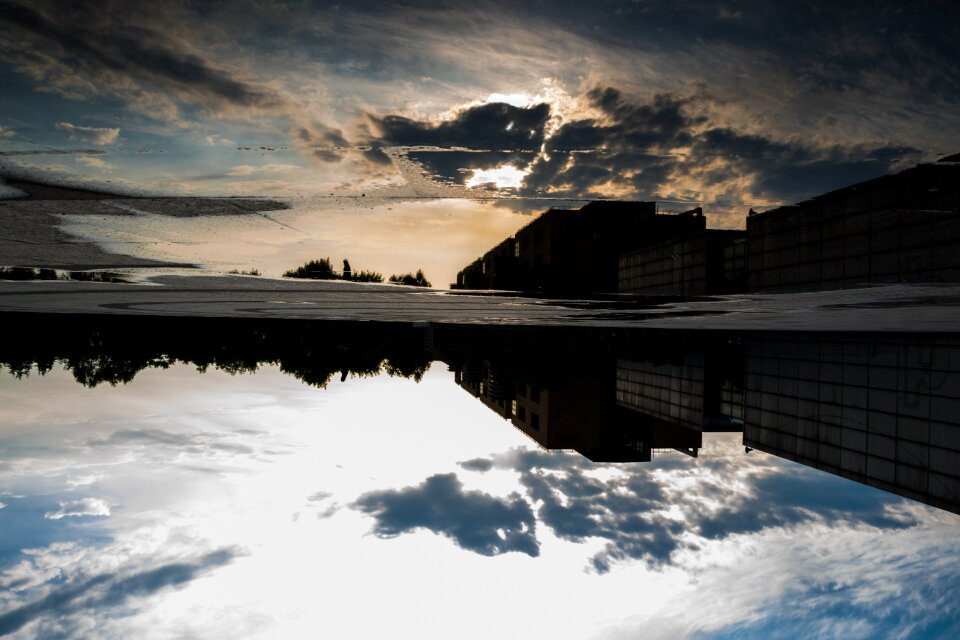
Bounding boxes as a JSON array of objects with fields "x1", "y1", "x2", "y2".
[
  {"x1": 742, "y1": 333, "x2": 960, "y2": 514},
  {"x1": 453, "y1": 201, "x2": 712, "y2": 296},
  {"x1": 746, "y1": 156, "x2": 960, "y2": 292},
  {"x1": 618, "y1": 225, "x2": 746, "y2": 296}
]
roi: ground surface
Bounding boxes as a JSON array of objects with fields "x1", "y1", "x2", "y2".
[{"x1": 1, "y1": 276, "x2": 959, "y2": 332}]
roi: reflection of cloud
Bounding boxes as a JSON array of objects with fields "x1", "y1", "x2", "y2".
[
  {"x1": 55, "y1": 122, "x2": 120, "y2": 145},
  {"x1": 44, "y1": 497, "x2": 111, "y2": 520},
  {"x1": 520, "y1": 86, "x2": 921, "y2": 207},
  {"x1": 0, "y1": 548, "x2": 240, "y2": 637},
  {"x1": 226, "y1": 163, "x2": 303, "y2": 177},
  {"x1": 353, "y1": 473, "x2": 538, "y2": 557},
  {"x1": 205, "y1": 134, "x2": 233, "y2": 146},
  {"x1": 75, "y1": 156, "x2": 115, "y2": 172},
  {"x1": 366, "y1": 85, "x2": 923, "y2": 208},
  {"x1": 370, "y1": 101, "x2": 551, "y2": 152}
]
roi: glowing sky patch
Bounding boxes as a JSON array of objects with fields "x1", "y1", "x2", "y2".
[{"x1": 466, "y1": 164, "x2": 528, "y2": 189}]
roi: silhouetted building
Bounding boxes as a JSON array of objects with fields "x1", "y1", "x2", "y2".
[
  {"x1": 456, "y1": 258, "x2": 484, "y2": 290},
  {"x1": 742, "y1": 333, "x2": 960, "y2": 514},
  {"x1": 746, "y1": 157, "x2": 960, "y2": 292},
  {"x1": 481, "y1": 238, "x2": 517, "y2": 290},
  {"x1": 448, "y1": 353, "x2": 707, "y2": 462},
  {"x1": 615, "y1": 336, "x2": 745, "y2": 432},
  {"x1": 454, "y1": 201, "x2": 723, "y2": 295},
  {"x1": 618, "y1": 216, "x2": 747, "y2": 295}
]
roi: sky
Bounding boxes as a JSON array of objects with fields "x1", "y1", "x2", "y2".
[
  {"x1": 0, "y1": 0, "x2": 957, "y2": 209},
  {"x1": 1, "y1": 362, "x2": 959, "y2": 639},
  {"x1": 1, "y1": 1, "x2": 958, "y2": 284}
]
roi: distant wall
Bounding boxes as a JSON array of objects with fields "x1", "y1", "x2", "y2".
[
  {"x1": 747, "y1": 163, "x2": 960, "y2": 292},
  {"x1": 619, "y1": 232, "x2": 707, "y2": 295}
]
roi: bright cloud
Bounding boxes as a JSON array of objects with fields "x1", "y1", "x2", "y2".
[
  {"x1": 56, "y1": 122, "x2": 120, "y2": 145},
  {"x1": 44, "y1": 497, "x2": 111, "y2": 520},
  {"x1": 75, "y1": 156, "x2": 115, "y2": 171},
  {"x1": 226, "y1": 163, "x2": 303, "y2": 176},
  {"x1": 466, "y1": 164, "x2": 528, "y2": 188}
]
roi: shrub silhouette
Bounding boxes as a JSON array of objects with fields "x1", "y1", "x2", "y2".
[
  {"x1": 351, "y1": 270, "x2": 384, "y2": 283},
  {"x1": 389, "y1": 269, "x2": 431, "y2": 287},
  {"x1": 283, "y1": 258, "x2": 337, "y2": 279}
]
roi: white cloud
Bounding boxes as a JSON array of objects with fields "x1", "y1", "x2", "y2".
[
  {"x1": 467, "y1": 164, "x2": 527, "y2": 189},
  {"x1": 56, "y1": 122, "x2": 120, "y2": 145},
  {"x1": 205, "y1": 134, "x2": 234, "y2": 146},
  {"x1": 0, "y1": 125, "x2": 14, "y2": 138},
  {"x1": 226, "y1": 163, "x2": 303, "y2": 176},
  {"x1": 75, "y1": 156, "x2": 115, "y2": 172},
  {"x1": 44, "y1": 497, "x2": 111, "y2": 520}
]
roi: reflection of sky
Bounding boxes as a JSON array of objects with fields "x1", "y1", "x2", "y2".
[
  {"x1": 5, "y1": 2, "x2": 957, "y2": 286},
  {"x1": 54, "y1": 198, "x2": 536, "y2": 288},
  {"x1": 2, "y1": 2, "x2": 957, "y2": 208},
  {"x1": 1, "y1": 364, "x2": 959, "y2": 638}
]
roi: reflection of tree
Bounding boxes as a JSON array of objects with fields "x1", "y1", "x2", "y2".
[
  {"x1": 0, "y1": 314, "x2": 430, "y2": 388},
  {"x1": 283, "y1": 257, "x2": 337, "y2": 279},
  {"x1": 389, "y1": 269, "x2": 431, "y2": 287},
  {"x1": 283, "y1": 258, "x2": 384, "y2": 282}
]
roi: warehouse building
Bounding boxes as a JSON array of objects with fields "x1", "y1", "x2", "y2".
[
  {"x1": 746, "y1": 156, "x2": 960, "y2": 292},
  {"x1": 453, "y1": 200, "x2": 709, "y2": 295}
]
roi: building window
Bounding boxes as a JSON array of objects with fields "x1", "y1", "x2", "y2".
[
  {"x1": 530, "y1": 413, "x2": 540, "y2": 431},
  {"x1": 511, "y1": 399, "x2": 518, "y2": 417},
  {"x1": 517, "y1": 405, "x2": 526, "y2": 421},
  {"x1": 530, "y1": 385, "x2": 540, "y2": 403},
  {"x1": 516, "y1": 382, "x2": 526, "y2": 397}
]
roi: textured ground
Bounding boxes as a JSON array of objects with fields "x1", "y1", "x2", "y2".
[{"x1": 2, "y1": 276, "x2": 959, "y2": 332}]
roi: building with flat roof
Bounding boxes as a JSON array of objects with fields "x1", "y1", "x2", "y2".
[
  {"x1": 454, "y1": 200, "x2": 713, "y2": 296},
  {"x1": 746, "y1": 156, "x2": 960, "y2": 292},
  {"x1": 618, "y1": 224, "x2": 746, "y2": 296}
]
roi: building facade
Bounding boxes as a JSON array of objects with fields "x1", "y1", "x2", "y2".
[{"x1": 746, "y1": 158, "x2": 960, "y2": 292}]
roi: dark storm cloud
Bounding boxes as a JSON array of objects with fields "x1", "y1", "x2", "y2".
[
  {"x1": 458, "y1": 457, "x2": 494, "y2": 472},
  {"x1": 429, "y1": 447, "x2": 922, "y2": 573},
  {"x1": 521, "y1": 86, "x2": 922, "y2": 205},
  {"x1": 0, "y1": 149, "x2": 108, "y2": 156},
  {"x1": 371, "y1": 102, "x2": 551, "y2": 152},
  {"x1": 352, "y1": 473, "x2": 539, "y2": 557},
  {"x1": 0, "y1": 548, "x2": 240, "y2": 636},
  {"x1": 0, "y1": 2, "x2": 286, "y2": 112},
  {"x1": 294, "y1": 124, "x2": 349, "y2": 163},
  {"x1": 407, "y1": 150, "x2": 538, "y2": 185}
]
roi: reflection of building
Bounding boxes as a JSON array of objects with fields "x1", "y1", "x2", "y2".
[
  {"x1": 742, "y1": 333, "x2": 960, "y2": 514},
  {"x1": 455, "y1": 238, "x2": 517, "y2": 290},
  {"x1": 619, "y1": 227, "x2": 746, "y2": 296},
  {"x1": 746, "y1": 157, "x2": 960, "y2": 292},
  {"x1": 454, "y1": 201, "x2": 721, "y2": 295}
]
